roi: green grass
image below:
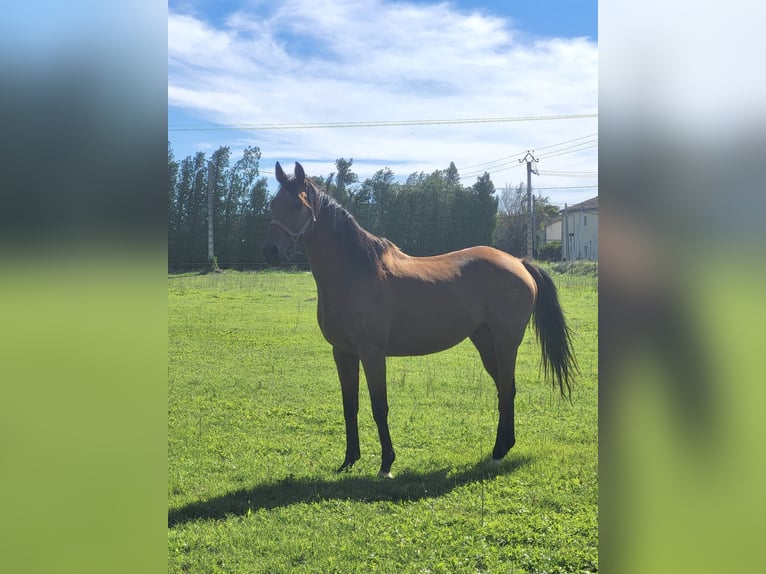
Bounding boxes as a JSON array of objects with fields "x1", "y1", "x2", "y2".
[{"x1": 168, "y1": 269, "x2": 597, "y2": 573}]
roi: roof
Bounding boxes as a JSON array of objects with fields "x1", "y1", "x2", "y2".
[{"x1": 562, "y1": 196, "x2": 598, "y2": 212}]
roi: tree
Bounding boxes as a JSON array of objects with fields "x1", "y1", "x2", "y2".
[
  {"x1": 168, "y1": 146, "x2": 504, "y2": 268},
  {"x1": 172, "y1": 151, "x2": 210, "y2": 265},
  {"x1": 445, "y1": 161, "x2": 460, "y2": 186},
  {"x1": 329, "y1": 158, "x2": 359, "y2": 206},
  {"x1": 209, "y1": 146, "x2": 231, "y2": 263},
  {"x1": 361, "y1": 167, "x2": 396, "y2": 237},
  {"x1": 241, "y1": 175, "x2": 269, "y2": 264},
  {"x1": 168, "y1": 141, "x2": 180, "y2": 264},
  {"x1": 234, "y1": 146, "x2": 269, "y2": 264},
  {"x1": 381, "y1": 165, "x2": 480, "y2": 255},
  {"x1": 533, "y1": 196, "x2": 560, "y2": 257},
  {"x1": 494, "y1": 182, "x2": 558, "y2": 258},
  {"x1": 415, "y1": 169, "x2": 452, "y2": 255},
  {"x1": 470, "y1": 172, "x2": 498, "y2": 246},
  {"x1": 395, "y1": 169, "x2": 450, "y2": 255},
  {"x1": 538, "y1": 240, "x2": 561, "y2": 261},
  {"x1": 494, "y1": 183, "x2": 529, "y2": 257}
]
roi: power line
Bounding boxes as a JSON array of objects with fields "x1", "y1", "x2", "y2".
[
  {"x1": 460, "y1": 151, "x2": 527, "y2": 171},
  {"x1": 168, "y1": 113, "x2": 598, "y2": 132},
  {"x1": 461, "y1": 145, "x2": 597, "y2": 178},
  {"x1": 535, "y1": 185, "x2": 598, "y2": 190},
  {"x1": 461, "y1": 137, "x2": 597, "y2": 179},
  {"x1": 461, "y1": 159, "x2": 525, "y2": 179},
  {"x1": 535, "y1": 132, "x2": 598, "y2": 151},
  {"x1": 462, "y1": 132, "x2": 598, "y2": 176},
  {"x1": 538, "y1": 170, "x2": 597, "y2": 174},
  {"x1": 458, "y1": 132, "x2": 598, "y2": 172},
  {"x1": 537, "y1": 142, "x2": 598, "y2": 160},
  {"x1": 537, "y1": 170, "x2": 598, "y2": 177}
]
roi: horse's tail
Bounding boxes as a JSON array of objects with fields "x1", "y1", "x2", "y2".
[{"x1": 521, "y1": 259, "x2": 578, "y2": 399}]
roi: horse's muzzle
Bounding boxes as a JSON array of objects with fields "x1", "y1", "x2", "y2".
[{"x1": 262, "y1": 243, "x2": 282, "y2": 266}]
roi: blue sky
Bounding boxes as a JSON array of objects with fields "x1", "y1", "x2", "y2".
[{"x1": 168, "y1": 0, "x2": 597, "y2": 205}]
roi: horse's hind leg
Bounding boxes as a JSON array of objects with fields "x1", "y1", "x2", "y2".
[
  {"x1": 490, "y1": 330, "x2": 524, "y2": 462},
  {"x1": 492, "y1": 361, "x2": 517, "y2": 460},
  {"x1": 470, "y1": 324, "x2": 499, "y2": 383},
  {"x1": 360, "y1": 353, "x2": 395, "y2": 478},
  {"x1": 471, "y1": 324, "x2": 520, "y2": 461}
]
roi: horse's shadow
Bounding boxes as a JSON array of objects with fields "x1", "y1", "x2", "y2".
[{"x1": 168, "y1": 455, "x2": 532, "y2": 528}]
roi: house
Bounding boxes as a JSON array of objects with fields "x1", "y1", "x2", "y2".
[
  {"x1": 561, "y1": 197, "x2": 598, "y2": 261},
  {"x1": 545, "y1": 218, "x2": 562, "y2": 244}
]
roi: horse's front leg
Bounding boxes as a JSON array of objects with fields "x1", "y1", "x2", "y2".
[
  {"x1": 360, "y1": 353, "x2": 395, "y2": 478},
  {"x1": 333, "y1": 347, "x2": 360, "y2": 471}
]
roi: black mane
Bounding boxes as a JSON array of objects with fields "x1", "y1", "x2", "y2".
[{"x1": 309, "y1": 180, "x2": 395, "y2": 275}]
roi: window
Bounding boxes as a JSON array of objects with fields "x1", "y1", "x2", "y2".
[{"x1": 584, "y1": 215, "x2": 587, "y2": 227}]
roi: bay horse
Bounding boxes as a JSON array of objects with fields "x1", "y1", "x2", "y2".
[{"x1": 262, "y1": 162, "x2": 577, "y2": 478}]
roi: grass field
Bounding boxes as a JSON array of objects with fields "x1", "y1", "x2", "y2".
[{"x1": 168, "y1": 267, "x2": 597, "y2": 573}]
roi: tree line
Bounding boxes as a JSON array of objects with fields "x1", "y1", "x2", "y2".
[{"x1": 168, "y1": 142, "x2": 560, "y2": 269}]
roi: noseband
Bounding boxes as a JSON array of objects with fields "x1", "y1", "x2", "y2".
[{"x1": 268, "y1": 196, "x2": 317, "y2": 249}]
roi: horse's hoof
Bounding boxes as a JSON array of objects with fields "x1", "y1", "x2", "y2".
[
  {"x1": 489, "y1": 457, "x2": 502, "y2": 467},
  {"x1": 378, "y1": 471, "x2": 394, "y2": 479}
]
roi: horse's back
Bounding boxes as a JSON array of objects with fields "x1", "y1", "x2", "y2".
[
  {"x1": 379, "y1": 246, "x2": 537, "y2": 355},
  {"x1": 385, "y1": 245, "x2": 536, "y2": 299}
]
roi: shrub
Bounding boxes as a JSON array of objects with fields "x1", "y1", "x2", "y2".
[{"x1": 537, "y1": 241, "x2": 561, "y2": 261}]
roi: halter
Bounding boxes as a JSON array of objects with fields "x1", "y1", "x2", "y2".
[{"x1": 268, "y1": 191, "x2": 317, "y2": 249}]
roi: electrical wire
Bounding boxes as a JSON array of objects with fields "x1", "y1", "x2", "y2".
[
  {"x1": 461, "y1": 138, "x2": 597, "y2": 178},
  {"x1": 168, "y1": 113, "x2": 597, "y2": 131},
  {"x1": 537, "y1": 170, "x2": 598, "y2": 177},
  {"x1": 535, "y1": 185, "x2": 598, "y2": 190},
  {"x1": 537, "y1": 142, "x2": 598, "y2": 160},
  {"x1": 458, "y1": 132, "x2": 598, "y2": 172}
]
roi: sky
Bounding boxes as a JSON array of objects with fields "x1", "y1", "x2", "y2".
[{"x1": 168, "y1": 0, "x2": 598, "y2": 207}]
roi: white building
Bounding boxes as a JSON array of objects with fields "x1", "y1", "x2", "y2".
[
  {"x1": 545, "y1": 219, "x2": 562, "y2": 244},
  {"x1": 561, "y1": 197, "x2": 598, "y2": 261}
]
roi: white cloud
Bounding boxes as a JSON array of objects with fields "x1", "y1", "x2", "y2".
[{"x1": 168, "y1": 0, "x2": 597, "y2": 202}]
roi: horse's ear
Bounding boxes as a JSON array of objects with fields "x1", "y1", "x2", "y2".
[
  {"x1": 294, "y1": 162, "x2": 306, "y2": 183},
  {"x1": 275, "y1": 161, "x2": 288, "y2": 186}
]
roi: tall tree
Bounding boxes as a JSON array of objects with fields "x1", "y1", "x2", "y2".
[
  {"x1": 361, "y1": 167, "x2": 396, "y2": 237},
  {"x1": 391, "y1": 167, "x2": 459, "y2": 255},
  {"x1": 445, "y1": 161, "x2": 460, "y2": 186},
  {"x1": 170, "y1": 152, "x2": 211, "y2": 264},
  {"x1": 234, "y1": 146, "x2": 269, "y2": 264},
  {"x1": 168, "y1": 141, "x2": 180, "y2": 263},
  {"x1": 168, "y1": 148, "x2": 504, "y2": 267},
  {"x1": 494, "y1": 182, "x2": 556, "y2": 258},
  {"x1": 230, "y1": 146, "x2": 266, "y2": 215},
  {"x1": 208, "y1": 146, "x2": 232, "y2": 262},
  {"x1": 332, "y1": 157, "x2": 359, "y2": 206},
  {"x1": 471, "y1": 172, "x2": 498, "y2": 246},
  {"x1": 494, "y1": 183, "x2": 529, "y2": 257}
]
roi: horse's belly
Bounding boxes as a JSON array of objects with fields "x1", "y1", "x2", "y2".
[
  {"x1": 386, "y1": 329, "x2": 471, "y2": 356},
  {"x1": 387, "y1": 297, "x2": 481, "y2": 356}
]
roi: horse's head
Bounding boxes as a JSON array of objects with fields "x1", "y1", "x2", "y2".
[{"x1": 261, "y1": 161, "x2": 318, "y2": 266}]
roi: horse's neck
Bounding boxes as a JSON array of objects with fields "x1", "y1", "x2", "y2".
[{"x1": 303, "y1": 218, "x2": 351, "y2": 291}]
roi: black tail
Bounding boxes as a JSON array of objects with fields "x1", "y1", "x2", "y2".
[{"x1": 522, "y1": 260, "x2": 578, "y2": 399}]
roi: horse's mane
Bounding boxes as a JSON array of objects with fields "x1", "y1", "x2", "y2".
[{"x1": 308, "y1": 179, "x2": 396, "y2": 276}]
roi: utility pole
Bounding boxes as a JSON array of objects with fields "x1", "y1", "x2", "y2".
[
  {"x1": 563, "y1": 203, "x2": 568, "y2": 261},
  {"x1": 206, "y1": 159, "x2": 219, "y2": 272},
  {"x1": 520, "y1": 151, "x2": 539, "y2": 259}
]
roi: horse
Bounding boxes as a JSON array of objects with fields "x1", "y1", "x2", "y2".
[{"x1": 262, "y1": 161, "x2": 577, "y2": 478}]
